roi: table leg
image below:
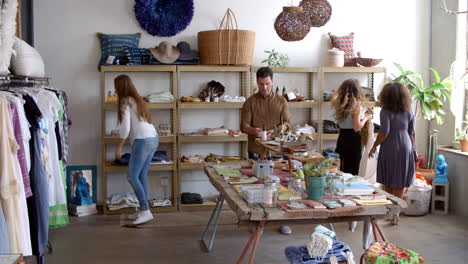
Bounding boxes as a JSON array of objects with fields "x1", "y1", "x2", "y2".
[
  {"x1": 200, "y1": 195, "x2": 224, "y2": 252},
  {"x1": 363, "y1": 217, "x2": 373, "y2": 249},
  {"x1": 236, "y1": 220, "x2": 266, "y2": 264},
  {"x1": 248, "y1": 221, "x2": 265, "y2": 264},
  {"x1": 287, "y1": 158, "x2": 293, "y2": 172}
]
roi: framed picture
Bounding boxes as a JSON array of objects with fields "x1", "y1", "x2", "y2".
[{"x1": 66, "y1": 165, "x2": 97, "y2": 205}]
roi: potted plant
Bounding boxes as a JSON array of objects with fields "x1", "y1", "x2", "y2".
[
  {"x1": 261, "y1": 49, "x2": 289, "y2": 67},
  {"x1": 456, "y1": 113, "x2": 468, "y2": 152},
  {"x1": 302, "y1": 159, "x2": 329, "y2": 200},
  {"x1": 392, "y1": 63, "x2": 454, "y2": 168}
]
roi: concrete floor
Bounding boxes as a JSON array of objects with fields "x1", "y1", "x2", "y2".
[{"x1": 45, "y1": 211, "x2": 468, "y2": 264}]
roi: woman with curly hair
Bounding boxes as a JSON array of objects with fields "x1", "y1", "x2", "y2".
[
  {"x1": 331, "y1": 79, "x2": 372, "y2": 175},
  {"x1": 369, "y1": 83, "x2": 415, "y2": 199}
]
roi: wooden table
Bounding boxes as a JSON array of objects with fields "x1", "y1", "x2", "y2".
[{"x1": 201, "y1": 164, "x2": 407, "y2": 264}]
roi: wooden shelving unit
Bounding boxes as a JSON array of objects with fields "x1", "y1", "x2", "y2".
[
  {"x1": 100, "y1": 65, "x2": 179, "y2": 215},
  {"x1": 176, "y1": 65, "x2": 249, "y2": 211},
  {"x1": 321, "y1": 133, "x2": 380, "y2": 141}
]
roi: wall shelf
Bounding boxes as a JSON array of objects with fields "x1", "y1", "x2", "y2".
[
  {"x1": 178, "y1": 102, "x2": 244, "y2": 109},
  {"x1": 103, "y1": 102, "x2": 176, "y2": 110},
  {"x1": 102, "y1": 135, "x2": 176, "y2": 144},
  {"x1": 104, "y1": 161, "x2": 175, "y2": 172},
  {"x1": 178, "y1": 135, "x2": 248, "y2": 143},
  {"x1": 288, "y1": 101, "x2": 318, "y2": 108}
]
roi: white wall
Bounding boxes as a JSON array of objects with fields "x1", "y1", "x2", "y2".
[{"x1": 34, "y1": 0, "x2": 431, "y2": 202}]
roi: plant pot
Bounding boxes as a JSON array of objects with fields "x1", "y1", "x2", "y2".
[
  {"x1": 460, "y1": 139, "x2": 468, "y2": 152},
  {"x1": 307, "y1": 176, "x2": 326, "y2": 200}
]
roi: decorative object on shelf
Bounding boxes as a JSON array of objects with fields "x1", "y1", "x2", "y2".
[
  {"x1": 10, "y1": 37, "x2": 46, "y2": 77},
  {"x1": 328, "y1": 32, "x2": 356, "y2": 66},
  {"x1": 97, "y1": 32, "x2": 141, "y2": 66},
  {"x1": 261, "y1": 49, "x2": 290, "y2": 67},
  {"x1": 433, "y1": 155, "x2": 448, "y2": 184},
  {"x1": 198, "y1": 80, "x2": 225, "y2": 101},
  {"x1": 66, "y1": 166, "x2": 97, "y2": 205},
  {"x1": 110, "y1": 129, "x2": 120, "y2": 137},
  {"x1": 274, "y1": 6, "x2": 311, "y2": 42},
  {"x1": 149, "y1": 41, "x2": 180, "y2": 63},
  {"x1": 456, "y1": 112, "x2": 468, "y2": 152},
  {"x1": 180, "y1": 96, "x2": 202, "y2": 102},
  {"x1": 0, "y1": 0, "x2": 18, "y2": 74},
  {"x1": 299, "y1": 0, "x2": 332, "y2": 27},
  {"x1": 326, "y1": 48, "x2": 344, "y2": 67},
  {"x1": 176, "y1": 41, "x2": 199, "y2": 61},
  {"x1": 134, "y1": 0, "x2": 194, "y2": 37},
  {"x1": 198, "y1": 8, "x2": 256, "y2": 65},
  {"x1": 355, "y1": 51, "x2": 382, "y2": 67},
  {"x1": 157, "y1": 123, "x2": 171, "y2": 136},
  {"x1": 124, "y1": 46, "x2": 153, "y2": 65}
]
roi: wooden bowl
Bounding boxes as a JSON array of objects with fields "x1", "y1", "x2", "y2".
[{"x1": 355, "y1": 57, "x2": 382, "y2": 67}]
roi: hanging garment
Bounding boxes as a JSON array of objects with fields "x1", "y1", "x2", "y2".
[
  {"x1": 359, "y1": 121, "x2": 377, "y2": 183},
  {"x1": 8, "y1": 102, "x2": 33, "y2": 197},
  {"x1": 0, "y1": 96, "x2": 32, "y2": 255},
  {"x1": 23, "y1": 89, "x2": 66, "y2": 207},
  {"x1": 23, "y1": 94, "x2": 50, "y2": 257}
]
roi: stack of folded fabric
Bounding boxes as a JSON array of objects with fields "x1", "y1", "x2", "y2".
[
  {"x1": 107, "y1": 193, "x2": 139, "y2": 210},
  {"x1": 205, "y1": 127, "x2": 229, "y2": 136},
  {"x1": 285, "y1": 240, "x2": 355, "y2": 264},
  {"x1": 144, "y1": 91, "x2": 174, "y2": 103},
  {"x1": 181, "y1": 192, "x2": 203, "y2": 204}
]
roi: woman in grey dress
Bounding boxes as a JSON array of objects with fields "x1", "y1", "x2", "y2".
[{"x1": 369, "y1": 83, "x2": 415, "y2": 199}]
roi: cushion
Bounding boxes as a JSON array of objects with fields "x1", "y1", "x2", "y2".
[
  {"x1": 328, "y1": 32, "x2": 356, "y2": 66},
  {"x1": 362, "y1": 241, "x2": 424, "y2": 264},
  {"x1": 11, "y1": 37, "x2": 45, "y2": 77},
  {"x1": 96, "y1": 32, "x2": 141, "y2": 66},
  {"x1": 124, "y1": 46, "x2": 152, "y2": 65}
]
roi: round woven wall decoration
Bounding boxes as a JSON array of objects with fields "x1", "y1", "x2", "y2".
[
  {"x1": 134, "y1": 0, "x2": 194, "y2": 37},
  {"x1": 274, "y1": 6, "x2": 311, "y2": 42},
  {"x1": 299, "y1": 0, "x2": 332, "y2": 27}
]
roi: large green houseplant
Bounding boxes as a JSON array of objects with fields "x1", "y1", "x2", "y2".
[
  {"x1": 391, "y1": 63, "x2": 455, "y2": 168},
  {"x1": 392, "y1": 63, "x2": 454, "y2": 125}
]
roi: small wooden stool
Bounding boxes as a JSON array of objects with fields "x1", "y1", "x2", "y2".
[{"x1": 431, "y1": 182, "x2": 449, "y2": 214}]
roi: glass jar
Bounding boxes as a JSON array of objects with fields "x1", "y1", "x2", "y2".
[
  {"x1": 288, "y1": 178, "x2": 305, "y2": 202},
  {"x1": 263, "y1": 181, "x2": 278, "y2": 208}
]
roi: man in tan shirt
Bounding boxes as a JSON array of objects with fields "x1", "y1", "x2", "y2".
[
  {"x1": 241, "y1": 67, "x2": 291, "y2": 156},
  {"x1": 241, "y1": 67, "x2": 293, "y2": 235}
]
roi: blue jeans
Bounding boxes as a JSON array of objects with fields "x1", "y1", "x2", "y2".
[{"x1": 127, "y1": 137, "x2": 158, "y2": 211}]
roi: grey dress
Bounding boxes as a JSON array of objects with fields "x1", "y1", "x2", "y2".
[{"x1": 377, "y1": 109, "x2": 415, "y2": 188}]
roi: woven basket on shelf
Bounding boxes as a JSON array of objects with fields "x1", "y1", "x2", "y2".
[
  {"x1": 198, "y1": 8, "x2": 255, "y2": 65},
  {"x1": 355, "y1": 52, "x2": 382, "y2": 67},
  {"x1": 274, "y1": 6, "x2": 311, "y2": 42},
  {"x1": 299, "y1": 0, "x2": 332, "y2": 27}
]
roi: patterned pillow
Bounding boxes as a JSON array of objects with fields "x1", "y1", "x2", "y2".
[
  {"x1": 96, "y1": 32, "x2": 141, "y2": 66},
  {"x1": 124, "y1": 46, "x2": 152, "y2": 65},
  {"x1": 328, "y1": 32, "x2": 356, "y2": 66}
]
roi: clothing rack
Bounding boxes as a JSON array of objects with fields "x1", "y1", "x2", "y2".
[{"x1": 0, "y1": 75, "x2": 51, "y2": 88}]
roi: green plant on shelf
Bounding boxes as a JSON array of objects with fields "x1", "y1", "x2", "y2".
[{"x1": 261, "y1": 49, "x2": 289, "y2": 68}]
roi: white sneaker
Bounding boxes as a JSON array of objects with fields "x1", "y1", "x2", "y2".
[
  {"x1": 127, "y1": 211, "x2": 140, "y2": 220},
  {"x1": 132, "y1": 210, "x2": 154, "y2": 225}
]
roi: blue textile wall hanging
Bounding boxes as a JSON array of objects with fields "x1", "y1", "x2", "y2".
[{"x1": 134, "y1": 0, "x2": 194, "y2": 37}]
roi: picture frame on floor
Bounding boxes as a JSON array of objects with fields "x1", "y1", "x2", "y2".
[{"x1": 66, "y1": 165, "x2": 97, "y2": 205}]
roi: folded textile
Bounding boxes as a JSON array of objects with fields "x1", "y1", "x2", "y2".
[
  {"x1": 112, "y1": 151, "x2": 169, "y2": 165},
  {"x1": 205, "y1": 127, "x2": 229, "y2": 136},
  {"x1": 323, "y1": 120, "x2": 340, "y2": 134},
  {"x1": 107, "y1": 193, "x2": 139, "y2": 210},
  {"x1": 294, "y1": 124, "x2": 316, "y2": 135},
  {"x1": 285, "y1": 240, "x2": 354, "y2": 264},
  {"x1": 144, "y1": 91, "x2": 174, "y2": 102},
  {"x1": 181, "y1": 192, "x2": 203, "y2": 204},
  {"x1": 323, "y1": 149, "x2": 340, "y2": 159}
]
